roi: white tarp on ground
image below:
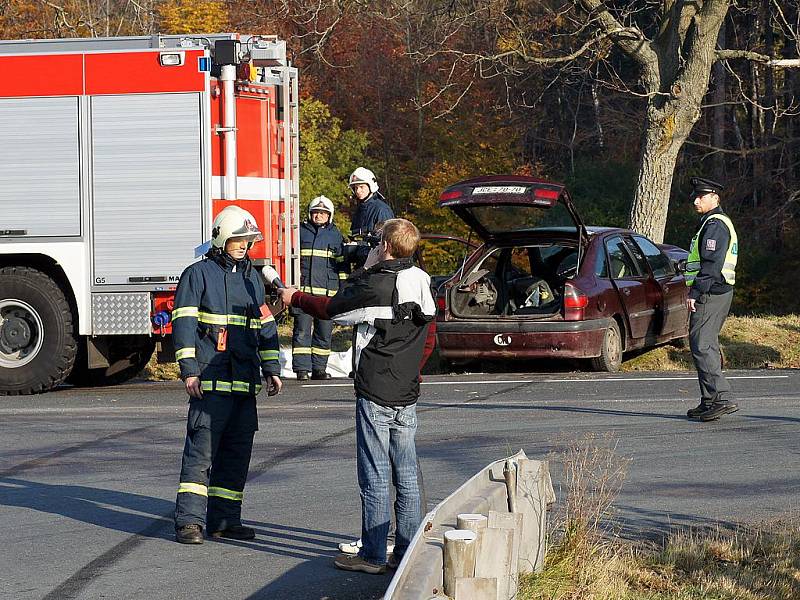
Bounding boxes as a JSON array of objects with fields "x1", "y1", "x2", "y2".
[{"x1": 278, "y1": 346, "x2": 353, "y2": 379}]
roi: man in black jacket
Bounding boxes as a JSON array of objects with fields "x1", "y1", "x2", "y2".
[{"x1": 279, "y1": 218, "x2": 435, "y2": 574}]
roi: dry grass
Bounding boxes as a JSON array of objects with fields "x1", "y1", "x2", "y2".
[
  {"x1": 623, "y1": 314, "x2": 800, "y2": 372},
  {"x1": 519, "y1": 436, "x2": 800, "y2": 600},
  {"x1": 141, "y1": 315, "x2": 800, "y2": 380}
]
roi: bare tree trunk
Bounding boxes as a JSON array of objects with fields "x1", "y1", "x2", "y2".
[{"x1": 629, "y1": 113, "x2": 681, "y2": 242}]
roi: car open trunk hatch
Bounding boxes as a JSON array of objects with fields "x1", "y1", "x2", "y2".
[{"x1": 439, "y1": 175, "x2": 588, "y2": 246}]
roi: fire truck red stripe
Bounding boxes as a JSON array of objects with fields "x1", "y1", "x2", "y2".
[
  {"x1": 85, "y1": 51, "x2": 205, "y2": 95},
  {"x1": 0, "y1": 54, "x2": 84, "y2": 97}
]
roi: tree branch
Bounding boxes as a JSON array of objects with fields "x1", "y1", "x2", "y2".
[{"x1": 716, "y1": 49, "x2": 800, "y2": 68}]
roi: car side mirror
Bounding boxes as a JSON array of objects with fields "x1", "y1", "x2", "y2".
[{"x1": 673, "y1": 258, "x2": 687, "y2": 273}]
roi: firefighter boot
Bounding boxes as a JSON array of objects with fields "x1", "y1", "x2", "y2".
[
  {"x1": 210, "y1": 525, "x2": 256, "y2": 540},
  {"x1": 311, "y1": 370, "x2": 331, "y2": 380},
  {"x1": 296, "y1": 371, "x2": 310, "y2": 381},
  {"x1": 176, "y1": 524, "x2": 204, "y2": 544}
]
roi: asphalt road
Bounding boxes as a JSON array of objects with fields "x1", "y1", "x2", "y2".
[{"x1": 1, "y1": 370, "x2": 798, "y2": 600}]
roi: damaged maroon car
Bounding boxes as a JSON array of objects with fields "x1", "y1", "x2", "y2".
[{"x1": 433, "y1": 175, "x2": 689, "y2": 372}]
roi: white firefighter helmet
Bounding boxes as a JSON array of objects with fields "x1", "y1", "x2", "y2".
[
  {"x1": 211, "y1": 205, "x2": 263, "y2": 248},
  {"x1": 348, "y1": 167, "x2": 379, "y2": 195},
  {"x1": 308, "y1": 195, "x2": 335, "y2": 219}
]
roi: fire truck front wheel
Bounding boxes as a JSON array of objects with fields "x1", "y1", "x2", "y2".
[{"x1": 0, "y1": 266, "x2": 78, "y2": 395}]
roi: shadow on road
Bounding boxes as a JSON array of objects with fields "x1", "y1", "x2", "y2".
[{"x1": 0, "y1": 477, "x2": 174, "y2": 538}]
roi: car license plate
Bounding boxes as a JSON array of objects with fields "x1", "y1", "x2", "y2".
[{"x1": 472, "y1": 186, "x2": 527, "y2": 195}]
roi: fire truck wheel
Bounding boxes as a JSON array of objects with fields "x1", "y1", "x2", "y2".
[
  {"x1": 0, "y1": 266, "x2": 78, "y2": 395},
  {"x1": 68, "y1": 336, "x2": 156, "y2": 388}
]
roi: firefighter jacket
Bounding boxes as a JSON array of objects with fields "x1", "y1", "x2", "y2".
[
  {"x1": 292, "y1": 257, "x2": 436, "y2": 407},
  {"x1": 173, "y1": 251, "x2": 280, "y2": 395},
  {"x1": 350, "y1": 192, "x2": 394, "y2": 237},
  {"x1": 685, "y1": 207, "x2": 738, "y2": 301},
  {"x1": 299, "y1": 220, "x2": 347, "y2": 297}
]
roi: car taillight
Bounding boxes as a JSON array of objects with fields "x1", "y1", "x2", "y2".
[
  {"x1": 563, "y1": 282, "x2": 588, "y2": 320},
  {"x1": 436, "y1": 295, "x2": 446, "y2": 312},
  {"x1": 439, "y1": 189, "x2": 463, "y2": 201}
]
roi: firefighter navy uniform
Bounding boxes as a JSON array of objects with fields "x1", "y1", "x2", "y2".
[
  {"x1": 172, "y1": 249, "x2": 280, "y2": 535},
  {"x1": 292, "y1": 215, "x2": 347, "y2": 377}
]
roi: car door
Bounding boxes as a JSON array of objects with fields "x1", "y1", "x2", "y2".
[
  {"x1": 605, "y1": 235, "x2": 653, "y2": 340},
  {"x1": 631, "y1": 235, "x2": 688, "y2": 337}
]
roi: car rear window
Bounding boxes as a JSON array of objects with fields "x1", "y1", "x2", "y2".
[{"x1": 464, "y1": 203, "x2": 576, "y2": 235}]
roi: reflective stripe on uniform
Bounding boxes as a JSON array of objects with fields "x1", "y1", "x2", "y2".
[
  {"x1": 338, "y1": 272, "x2": 347, "y2": 279},
  {"x1": 300, "y1": 286, "x2": 337, "y2": 297},
  {"x1": 208, "y1": 486, "x2": 243, "y2": 502},
  {"x1": 232, "y1": 381, "x2": 250, "y2": 392},
  {"x1": 198, "y1": 311, "x2": 228, "y2": 325},
  {"x1": 197, "y1": 312, "x2": 252, "y2": 327},
  {"x1": 300, "y1": 248, "x2": 335, "y2": 258},
  {"x1": 172, "y1": 306, "x2": 199, "y2": 319},
  {"x1": 311, "y1": 347, "x2": 331, "y2": 356},
  {"x1": 176, "y1": 347, "x2": 196, "y2": 360},
  {"x1": 200, "y1": 380, "x2": 261, "y2": 394},
  {"x1": 293, "y1": 347, "x2": 312, "y2": 355},
  {"x1": 178, "y1": 482, "x2": 208, "y2": 497},
  {"x1": 259, "y1": 349, "x2": 280, "y2": 361}
]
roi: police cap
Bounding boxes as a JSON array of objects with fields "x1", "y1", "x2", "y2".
[{"x1": 690, "y1": 176, "x2": 724, "y2": 197}]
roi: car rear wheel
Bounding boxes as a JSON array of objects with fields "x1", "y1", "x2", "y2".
[{"x1": 590, "y1": 321, "x2": 622, "y2": 372}]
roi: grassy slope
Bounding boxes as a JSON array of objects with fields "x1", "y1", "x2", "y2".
[
  {"x1": 623, "y1": 315, "x2": 800, "y2": 372},
  {"x1": 144, "y1": 315, "x2": 800, "y2": 380}
]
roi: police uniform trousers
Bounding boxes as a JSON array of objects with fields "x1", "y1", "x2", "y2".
[
  {"x1": 291, "y1": 308, "x2": 333, "y2": 373},
  {"x1": 174, "y1": 391, "x2": 258, "y2": 532},
  {"x1": 689, "y1": 290, "x2": 733, "y2": 402}
]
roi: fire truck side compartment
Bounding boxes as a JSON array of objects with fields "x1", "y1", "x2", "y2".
[
  {"x1": 0, "y1": 97, "x2": 81, "y2": 237},
  {"x1": 90, "y1": 93, "x2": 204, "y2": 289}
]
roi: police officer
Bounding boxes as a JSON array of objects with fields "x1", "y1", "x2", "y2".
[
  {"x1": 346, "y1": 167, "x2": 394, "y2": 269},
  {"x1": 292, "y1": 196, "x2": 347, "y2": 380},
  {"x1": 172, "y1": 206, "x2": 282, "y2": 544},
  {"x1": 684, "y1": 177, "x2": 739, "y2": 421}
]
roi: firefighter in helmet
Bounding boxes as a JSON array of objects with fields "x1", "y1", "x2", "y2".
[
  {"x1": 172, "y1": 205, "x2": 282, "y2": 544},
  {"x1": 345, "y1": 167, "x2": 394, "y2": 269},
  {"x1": 684, "y1": 177, "x2": 739, "y2": 422},
  {"x1": 292, "y1": 196, "x2": 347, "y2": 380}
]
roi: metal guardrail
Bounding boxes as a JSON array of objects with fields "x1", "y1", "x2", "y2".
[{"x1": 384, "y1": 450, "x2": 556, "y2": 599}]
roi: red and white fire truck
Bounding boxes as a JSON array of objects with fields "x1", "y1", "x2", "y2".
[{"x1": 0, "y1": 33, "x2": 300, "y2": 395}]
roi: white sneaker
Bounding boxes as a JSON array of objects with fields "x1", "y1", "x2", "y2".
[{"x1": 337, "y1": 538, "x2": 395, "y2": 555}]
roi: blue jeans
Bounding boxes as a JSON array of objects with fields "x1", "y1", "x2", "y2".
[{"x1": 355, "y1": 397, "x2": 421, "y2": 565}]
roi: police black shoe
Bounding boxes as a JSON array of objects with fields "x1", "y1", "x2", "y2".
[
  {"x1": 690, "y1": 401, "x2": 739, "y2": 422},
  {"x1": 687, "y1": 400, "x2": 713, "y2": 418},
  {"x1": 176, "y1": 524, "x2": 204, "y2": 544},
  {"x1": 296, "y1": 371, "x2": 310, "y2": 381},
  {"x1": 210, "y1": 525, "x2": 256, "y2": 540},
  {"x1": 311, "y1": 370, "x2": 331, "y2": 380}
]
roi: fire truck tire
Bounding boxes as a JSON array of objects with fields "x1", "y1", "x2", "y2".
[
  {"x1": 68, "y1": 336, "x2": 155, "y2": 388},
  {"x1": 0, "y1": 266, "x2": 78, "y2": 395}
]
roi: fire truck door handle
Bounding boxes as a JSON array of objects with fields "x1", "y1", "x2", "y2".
[{"x1": 1, "y1": 229, "x2": 27, "y2": 236}]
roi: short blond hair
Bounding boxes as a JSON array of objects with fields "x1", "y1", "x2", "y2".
[{"x1": 381, "y1": 218, "x2": 420, "y2": 258}]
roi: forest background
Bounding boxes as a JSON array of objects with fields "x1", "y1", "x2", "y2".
[{"x1": 3, "y1": 0, "x2": 799, "y2": 315}]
